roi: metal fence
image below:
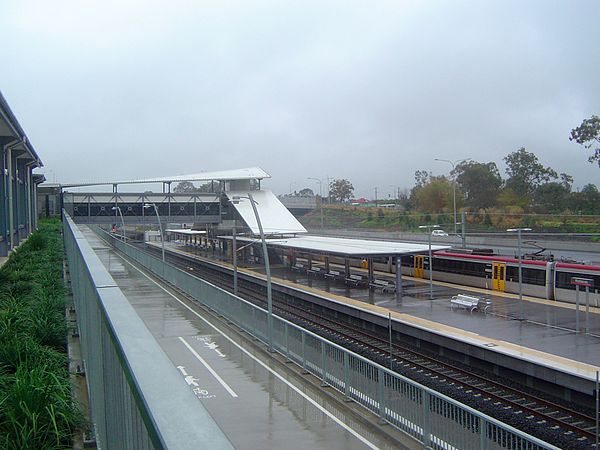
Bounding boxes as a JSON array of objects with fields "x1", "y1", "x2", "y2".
[
  {"x1": 99, "y1": 227, "x2": 559, "y2": 450},
  {"x1": 63, "y1": 214, "x2": 233, "y2": 450}
]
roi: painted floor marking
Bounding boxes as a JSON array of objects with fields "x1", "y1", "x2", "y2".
[
  {"x1": 118, "y1": 254, "x2": 380, "y2": 450},
  {"x1": 178, "y1": 336, "x2": 238, "y2": 398}
]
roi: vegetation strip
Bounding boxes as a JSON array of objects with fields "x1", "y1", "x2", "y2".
[{"x1": 0, "y1": 219, "x2": 84, "y2": 449}]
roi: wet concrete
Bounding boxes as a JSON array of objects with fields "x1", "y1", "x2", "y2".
[{"x1": 81, "y1": 228, "x2": 410, "y2": 450}]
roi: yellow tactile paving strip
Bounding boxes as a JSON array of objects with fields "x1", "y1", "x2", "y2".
[{"x1": 154, "y1": 243, "x2": 600, "y2": 380}]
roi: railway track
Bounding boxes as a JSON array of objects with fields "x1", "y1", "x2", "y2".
[{"x1": 137, "y1": 243, "x2": 597, "y2": 448}]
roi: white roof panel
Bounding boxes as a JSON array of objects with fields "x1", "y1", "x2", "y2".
[
  {"x1": 165, "y1": 229, "x2": 207, "y2": 235},
  {"x1": 223, "y1": 235, "x2": 450, "y2": 256},
  {"x1": 61, "y1": 166, "x2": 270, "y2": 188},
  {"x1": 227, "y1": 190, "x2": 307, "y2": 235}
]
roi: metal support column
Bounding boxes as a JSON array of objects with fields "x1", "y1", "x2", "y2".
[
  {"x1": 395, "y1": 255, "x2": 403, "y2": 300},
  {"x1": 7, "y1": 146, "x2": 13, "y2": 250}
]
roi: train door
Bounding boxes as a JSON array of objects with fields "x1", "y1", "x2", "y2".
[
  {"x1": 414, "y1": 255, "x2": 425, "y2": 278},
  {"x1": 492, "y1": 262, "x2": 506, "y2": 291}
]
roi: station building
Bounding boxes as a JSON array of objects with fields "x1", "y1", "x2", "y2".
[{"x1": 0, "y1": 90, "x2": 44, "y2": 256}]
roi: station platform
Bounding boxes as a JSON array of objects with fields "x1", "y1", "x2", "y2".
[
  {"x1": 152, "y1": 239, "x2": 600, "y2": 399},
  {"x1": 80, "y1": 227, "x2": 407, "y2": 450}
]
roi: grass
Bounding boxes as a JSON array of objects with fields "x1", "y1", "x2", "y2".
[{"x1": 0, "y1": 219, "x2": 84, "y2": 449}]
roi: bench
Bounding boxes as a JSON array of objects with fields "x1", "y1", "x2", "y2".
[
  {"x1": 307, "y1": 267, "x2": 324, "y2": 276},
  {"x1": 325, "y1": 270, "x2": 341, "y2": 279},
  {"x1": 369, "y1": 279, "x2": 396, "y2": 294},
  {"x1": 450, "y1": 294, "x2": 492, "y2": 313},
  {"x1": 345, "y1": 274, "x2": 366, "y2": 286}
]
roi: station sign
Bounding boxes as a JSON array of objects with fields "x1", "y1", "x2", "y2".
[{"x1": 570, "y1": 277, "x2": 593, "y2": 287}]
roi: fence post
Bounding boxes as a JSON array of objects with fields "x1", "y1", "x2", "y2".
[
  {"x1": 285, "y1": 323, "x2": 290, "y2": 361},
  {"x1": 301, "y1": 331, "x2": 307, "y2": 373},
  {"x1": 422, "y1": 391, "x2": 431, "y2": 447},
  {"x1": 343, "y1": 352, "x2": 351, "y2": 400},
  {"x1": 480, "y1": 416, "x2": 488, "y2": 450},
  {"x1": 320, "y1": 340, "x2": 327, "y2": 386},
  {"x1": 378, "y1": 368, "x2": 386, "y2": 424}
]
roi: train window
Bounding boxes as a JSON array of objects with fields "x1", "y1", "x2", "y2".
[
  {"x1": 556, "y1": 271, "x2": 600, "y2": 291},
  {"x1": 505, "y1": 266, "x2": 517, "y2": 282},
  {"x1": 522, "y1": 267, "x2": 546, "y2": 286},
  {"x1": 432, "y1": 258, "x2": 485, "y2": 277}
]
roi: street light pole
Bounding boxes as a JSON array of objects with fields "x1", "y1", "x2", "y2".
[
  {"x1": 434, "y1": 158, "x2": 470, "y2": 235},
  {"x1": 507, "y1": 228, "x2": 531, "y2": 321},
  {"x1": 111, "y1": 206, "x2": 125, "y2": 242},
  {"x1": 144, "y1": 203, "x2": 165, "y2": 262},
  {"x1": 234, "y1": 193, "x2": 273, "y2": 351},
  {"x1": 308, "y1": 177, "x2": 324, "y2": 229},
  {"x1": 232, "y1": 220, "x2": 238, "y2": 295},
  {"x1": 418, "y1": 224, "x2": 440, "y2": 300}
]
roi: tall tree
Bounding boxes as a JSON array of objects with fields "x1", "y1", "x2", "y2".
[
  {"x1": 414, "y1": 170, "x2": 430, "y2": 188},
  {"x1": 414, "y1": 176, "x2": 453, "y2": 213},
  {"x1": 504, "y1": 148, "x2": 557, "y2": 199},
  {"x1": 453, "y1": 161, "x2": 501, "y2": 209},
  {"x1": 297, "y1": 188, "x2": 315, "y2": 197},
  {"x1": 173, "y1": 181, "x2": 197, "y2": 193},
  {"x1": 329, "y1": 179, "x2": 354, "y2": 203},
  {"x1": 571, "y1": 184, "x2": 600, "y2": 214},
  {"x1": 533, "y1": 182, "x2": 571, "y2": 213},
  {"x1": 570, "y1": 115, "x2": 600, "y2": 166}
]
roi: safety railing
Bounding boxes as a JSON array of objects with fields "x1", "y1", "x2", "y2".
[
  {"x1": 100, "y1": 227, "x2": 559, "y2": 450},
  {"x1": 63, "y1": 214, "x2": 233, "y2": 450}
]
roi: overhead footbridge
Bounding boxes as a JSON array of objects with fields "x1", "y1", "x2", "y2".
[{"x1": 55, "y1": 167, "x2": 277, "y2": 226}]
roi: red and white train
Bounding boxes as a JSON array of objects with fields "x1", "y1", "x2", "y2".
[{"x1": 394, "y1": 250, "x2": 600, "y2": 305}]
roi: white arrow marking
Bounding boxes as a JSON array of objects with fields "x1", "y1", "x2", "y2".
[
  {"x1": 176, "y1": 365, "x2": 188, "y2": 376},
  {"x1": 215, "y1": 349, "x2": 226, "y2": 358},
  {"x1": 184, "y1": 375, "x2": 199, "y2": 387},
  {"x1": 179, "y1": 337, "x2": 238, "y2": 398}
]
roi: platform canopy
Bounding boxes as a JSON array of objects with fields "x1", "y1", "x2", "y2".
[
  {"x1": 60, "y1": 166, "x2": 270, "y2": 188},
  {"x1": 225, "y1": 234, "x2": 450, "y2": 257},
  {"x1": 165, "y1": 229, "x2": 207, "y2": 235},
  {"x1": 226, "y1": 190, "x2": 307, "y2": 236}
]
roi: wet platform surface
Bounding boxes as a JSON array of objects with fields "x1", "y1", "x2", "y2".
[
  {"x1": 159, "y1": 241, "x2": 600, "y2": 373},
  {"x1": 81, "y1": 228, "x2": 406, "y2": 450}
]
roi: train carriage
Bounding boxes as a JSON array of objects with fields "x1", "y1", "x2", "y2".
[{"x1": 369, "y1": 250, "x2": 600, "y2": 306}]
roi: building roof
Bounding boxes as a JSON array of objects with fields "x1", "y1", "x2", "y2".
[
  {"x1": 0, "y1": 90, "x2": 42, "y2": 168},
  {"x1": 60, "y1": 166, "x2": 270, "y2": 188},
  {"x1": 223, "y1": 234, "x2": 450, "y2": 257}
]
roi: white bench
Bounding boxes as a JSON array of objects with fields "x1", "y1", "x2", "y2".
[
  {"x1": 325, "y1": 270, "x2": 341, "y2": 279},
  {"x1": 369, "y1": 279, "x2": 396, "y2": 294},
  {"x1": 307, "y1": 267, "x2": 324, "y2": 276},
  {"x1": 345, "y1": 274, "x2": 366, "y2": 286},
  {"x1": 450, "y1": 294, "x2": 492, "y2": 313}
]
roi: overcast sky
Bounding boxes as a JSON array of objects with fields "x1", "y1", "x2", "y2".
[{"x1": 1, "y1": 0, "x2": 598, "y2": 199}]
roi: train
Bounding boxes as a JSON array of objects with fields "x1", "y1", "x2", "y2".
[{"x1": 384, "y1": 250, "x2": 600, "y2": 306}]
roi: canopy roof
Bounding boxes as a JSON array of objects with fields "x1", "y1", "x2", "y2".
[
  {"x1": 226, "y1": 190, "x2": 307, "y2": 235},
  {"x1": 165, "y1": 229, "x2": 207, "y2": 235},
  {"x1": 0, "y1": 90, "x2": 42, "y2": 168},
  {"x1": 223, "y1": 234, "x2": 450, "y2": 257},
  {"x1": 60, "y1": 166, "x2": 270, "y2": 188}
]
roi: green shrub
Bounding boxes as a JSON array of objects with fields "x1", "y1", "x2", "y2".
[{"x1": 0, "y1": 219, "x2": 82, "y2": 448}]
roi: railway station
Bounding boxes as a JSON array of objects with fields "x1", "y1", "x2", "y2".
[
  {"x1": 2, "y1": 126, "x2": 597, "y2": 448},
  {"x1": 31, "y1": 163, "x2": 599, "y2": 448}
]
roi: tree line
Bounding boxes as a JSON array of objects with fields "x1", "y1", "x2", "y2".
[{"x1": 409, "y1": 115, "x2": 600, "y2": 215}]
